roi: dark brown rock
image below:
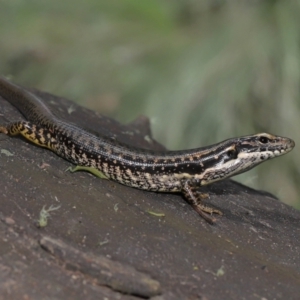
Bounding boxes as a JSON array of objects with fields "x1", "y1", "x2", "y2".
[{"x1": 0, "y1": 88, "x2": 299, "y2": 300}]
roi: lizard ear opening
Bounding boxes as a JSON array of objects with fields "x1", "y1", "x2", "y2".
[{"x1": 227, "y1": 149, "x2": 238, "y2": 159}]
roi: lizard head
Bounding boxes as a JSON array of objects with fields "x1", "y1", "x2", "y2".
[{"x1": 199, "y1": 133, "x2": 295, "y2": 185}]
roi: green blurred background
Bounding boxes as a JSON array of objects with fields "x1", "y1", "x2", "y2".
[{"x1": 0, "y1": 0, "x2": 299, "y2": 209}]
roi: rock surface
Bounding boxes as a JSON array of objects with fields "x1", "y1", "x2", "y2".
[{"x1": 0, "y1": 88, "x2": 299, "y2": 300}]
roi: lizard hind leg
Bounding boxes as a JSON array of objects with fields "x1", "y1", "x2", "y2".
[
  {"x1": 0, "y1": 121, "x2": 57, "y2": 151},
  {"x1": 181, "y1": 179, "x2": 223, "y2": 224},
  {"x1": 0, "y1": 121, "x2": 33, "y2": 136}
]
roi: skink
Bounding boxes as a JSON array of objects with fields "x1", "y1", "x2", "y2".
[{"x1": 0, "y1": 76, "x2": 295, "y2": 223}]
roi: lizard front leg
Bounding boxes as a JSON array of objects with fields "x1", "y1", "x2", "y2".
[{"x1": 181, "y1": 179, "x2": 222, "y2": 224}]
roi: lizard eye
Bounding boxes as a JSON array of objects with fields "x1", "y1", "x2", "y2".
[
  {"x1": 259, "y1": 136, "x2": 269, "y2": 144},
  {"x1": 227, "y1": 149, "x2": 237, "y2": 159}
]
